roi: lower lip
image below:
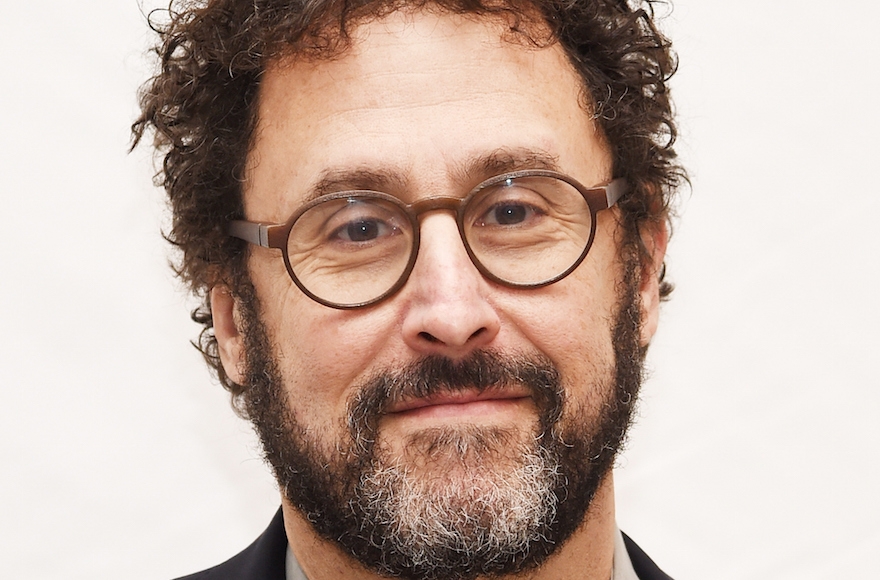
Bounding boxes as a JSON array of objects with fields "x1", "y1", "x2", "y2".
[{"x1": 390, "y1": 397, "x2": 532, "y2": 420}]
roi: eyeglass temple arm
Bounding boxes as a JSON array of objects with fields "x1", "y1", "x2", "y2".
[
  {"x1": 228, "y1": 220, "x2": 287, "y2": 249},
  {"x1": 600, "y1": 178, "x2": 628, "y2": 210}
]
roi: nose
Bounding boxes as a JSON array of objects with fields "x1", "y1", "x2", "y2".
[{"x1": 400, "y1": 212, "x2": 501, "y2": 357}]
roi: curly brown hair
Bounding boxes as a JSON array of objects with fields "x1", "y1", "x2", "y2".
[{"x1": 132, "y1": 0, "x2": 686, "y2": 399}]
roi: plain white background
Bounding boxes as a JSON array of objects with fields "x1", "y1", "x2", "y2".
[{"x1": 1, "y1": 1, "x2": 877, "y2": 578}]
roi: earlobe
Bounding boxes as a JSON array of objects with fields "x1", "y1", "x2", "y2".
[
  {"x1": 211, "y1": 285, "x2": 246, "y2": 385},
  {"x1": 638, "y1": 221, "x2": 668, "y2": 347}
]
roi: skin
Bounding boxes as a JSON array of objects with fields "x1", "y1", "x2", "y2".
[{"x1": 211, "y1": 8, "x2": 666, "y2": 580}]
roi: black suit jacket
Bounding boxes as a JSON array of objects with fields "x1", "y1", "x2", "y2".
[{"x1": 177, "y1": 509, "x2": 673, "y2": 580}]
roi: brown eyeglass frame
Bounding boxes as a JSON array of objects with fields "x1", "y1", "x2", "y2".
[{"x1": 228, "y1": 169, "x2": 628, "y2": 309}]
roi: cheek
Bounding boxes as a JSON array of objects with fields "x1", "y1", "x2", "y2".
[
  {"x1": 517, "y1": 286, "x2": 615, "y2": 371},
  {"x1": 257, "y1": 281, "x2": 401, "y2": 428},
  {"x1": 499, "y1": 251, "x2": 622, "y2": 404}
]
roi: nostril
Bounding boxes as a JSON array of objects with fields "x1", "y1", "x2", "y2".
[{"x1": 419, "y1": 328, "x2": 486, "y2": 345}]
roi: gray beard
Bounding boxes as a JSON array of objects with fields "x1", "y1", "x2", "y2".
[
  {"x1": 356, "y1": 426, "x2": 561, "y2": 573},
  {"x1": 235, "y1": 256, "x2": 643, "y2": 580}
]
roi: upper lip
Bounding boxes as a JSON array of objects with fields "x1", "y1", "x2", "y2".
[{"x1": 385, "y1": 386, "x2": 531, "y2": 414}]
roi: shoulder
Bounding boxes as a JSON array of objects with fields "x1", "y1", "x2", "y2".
[
  {"x1": 622, "y1": 532, "x2": 675, "y2": 580},
  {"x1": 174, "y1": 509, "x2": 288, "y2": 580}
]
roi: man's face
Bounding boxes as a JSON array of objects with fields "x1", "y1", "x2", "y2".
[{"x1": 214, "y1": 8, "x2": 664, "y2": 579}]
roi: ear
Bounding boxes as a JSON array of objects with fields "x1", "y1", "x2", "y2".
[
  {"x1": 211, "y1": 285, "x2": 246, "y2": 385},
  {"x1": 638, "y1": 220, "x2": 668, "y2": 347}
]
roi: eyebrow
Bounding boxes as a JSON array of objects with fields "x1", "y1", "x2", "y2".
[
  {"x1": 302, "y1": 146, "x2": 563, "y2": 203},
  {"x1": 456, "y1": 147, "x2": 562, "y2": 181},
  {"x1": 305, "y1": 167, "x2": 408, "y2": 203}
]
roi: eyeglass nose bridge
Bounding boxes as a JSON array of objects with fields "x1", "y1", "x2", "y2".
[
  {"x1": 405, "y1": 196, "x2": 474, "y2": 255},
  {"x1": 400, "y1": 195, "x2": 530, "y2": 294},
  {"x1": 406, "y1": 195, "x2": 466, "y2": 219},
  {"x1": 404, "y1": 194, "x2": 470, "y2": 253},
  {"x1": 398, "y1": 194, "x2": 477, "y2": 284}
]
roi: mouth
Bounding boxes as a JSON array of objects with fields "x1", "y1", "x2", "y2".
[{"x1": 385, "y1": 388, "x2": 533, "y2": 420}]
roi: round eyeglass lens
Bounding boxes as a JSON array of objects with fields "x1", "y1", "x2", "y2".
[
  {"x1": 286, "y1": 195, "x2": 415, "y2": 306},
  {"x1": 462, "y1": 175, "x2": 593, "y2": 285}
]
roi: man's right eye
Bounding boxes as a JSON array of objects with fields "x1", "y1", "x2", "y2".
[{"x1": 332, "y1": 218, "x2": 394, "y2": 243}]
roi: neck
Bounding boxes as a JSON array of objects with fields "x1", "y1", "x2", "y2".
[{"x1": 282, "y1": 473, "x2": 617, "y2": 580}]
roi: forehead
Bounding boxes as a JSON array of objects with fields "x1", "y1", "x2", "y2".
[{"x1": 245, "y1": 8, "x2": 611, "y2": 217}]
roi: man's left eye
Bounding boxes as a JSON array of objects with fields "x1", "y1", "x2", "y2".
[{"x1": 477, "y1": 202, "x2": 541, "y2": 227}]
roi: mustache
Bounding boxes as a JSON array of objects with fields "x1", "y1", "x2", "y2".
[{"x1": 347, "y1": 350, "x2": 565, "y2": 450}]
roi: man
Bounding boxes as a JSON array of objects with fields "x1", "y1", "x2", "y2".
[{"x1": 134, "y1": 0, "x2": 684, "y2": 578}]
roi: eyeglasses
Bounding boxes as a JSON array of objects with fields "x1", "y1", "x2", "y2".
[{"x1": 229, "y1": 169, "x2": 627, "y2": 309}]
